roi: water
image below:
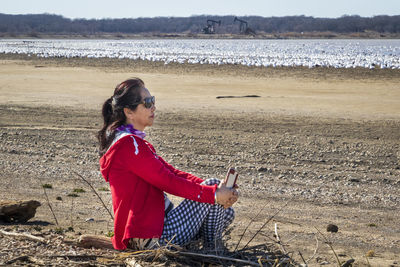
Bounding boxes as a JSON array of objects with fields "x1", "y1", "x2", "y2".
[{"x1": 1, "y1": 39, "x2": 399, "y2": 69}]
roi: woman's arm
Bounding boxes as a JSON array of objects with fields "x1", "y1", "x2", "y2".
[
  {"x1": 117, "y1": 136, "x2": 216, "y2": 204},
  {"x1": 157, "y1": 155, "x2": 204, "y2": 184}
]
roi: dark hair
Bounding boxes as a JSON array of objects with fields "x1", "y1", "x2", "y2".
[{"x1": 97, "y1": 78, "x2": 145, "y2": 156}]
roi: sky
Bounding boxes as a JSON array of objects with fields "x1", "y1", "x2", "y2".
[{"x1": 1, "y1": 0, "x2": 399, "y2": 19}]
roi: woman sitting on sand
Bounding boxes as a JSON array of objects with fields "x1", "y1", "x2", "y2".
[{"x1": 97, "y1": 78, "x2": 238, "y2": 250}]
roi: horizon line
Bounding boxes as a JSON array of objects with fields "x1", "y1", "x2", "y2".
[{"x1": 1, "y1": 12, "x2": 398, "y2": 21}]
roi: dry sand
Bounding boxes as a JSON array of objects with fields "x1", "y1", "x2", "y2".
[
  {"x1": 1, "y1": 55, "x2": 399, "y2": 120},
  {"x1": 0, "y1": 55, "x2": 399, "y2": 266}
]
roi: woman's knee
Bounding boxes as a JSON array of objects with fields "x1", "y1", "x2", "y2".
[
  {"x1": 225, "y1": 207, "x2": 235, "y2": 222},
  {"x1": 201, "y1": 178, "x2": 221, "y2": 186}
]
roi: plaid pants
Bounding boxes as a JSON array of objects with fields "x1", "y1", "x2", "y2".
[{"x1": 160, "y1": 178, "x2": 235, "y2": 247}]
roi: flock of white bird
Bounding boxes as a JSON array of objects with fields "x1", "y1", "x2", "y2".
[{"x1": 1, "y1": 39, "x2": 399, "y2": 69}]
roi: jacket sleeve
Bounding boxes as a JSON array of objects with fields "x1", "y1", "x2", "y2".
[
  {"x1": 157, "y1": 155, "x2": 205, "y2": 184},
  {"x1": 117, "y1": 136, "x2": 216, "y2": 204}
]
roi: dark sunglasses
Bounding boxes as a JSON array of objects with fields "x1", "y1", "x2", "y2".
[{"x1": 130, "y1": 96, "x2": 155, "y2": 109}]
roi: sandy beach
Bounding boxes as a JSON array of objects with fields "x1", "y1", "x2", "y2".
[{"x1": 0, "y1": 54, "x2": 399, "y2": 266}]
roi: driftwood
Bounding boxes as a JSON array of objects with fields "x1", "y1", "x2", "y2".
[
  {"x1": 0, "y1": 229, "x2": 45, "y2": 243},
  {"x1": 0, "y1": 200, "x2": 41, "y2": 223},
  {"x1": 78, "y1": 234, "x2": 114, "y2": 250},
  {"x1": 216, "y1": 95, "x2": 260, "y2": 99}
]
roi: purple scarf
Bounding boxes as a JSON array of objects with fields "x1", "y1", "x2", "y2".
[{"x1": 116, "y1": 124, "x2": 146, "y2": 139}]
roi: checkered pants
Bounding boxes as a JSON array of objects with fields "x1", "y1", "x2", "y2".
[{"x1": 160, "y1": 178, "x2": 235, "y2": 247}]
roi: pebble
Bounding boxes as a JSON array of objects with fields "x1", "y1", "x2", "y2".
[{"x1": 327, "y1": 224, "x2": 339, "y2": 233}]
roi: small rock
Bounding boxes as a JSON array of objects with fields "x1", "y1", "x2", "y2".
[{"x1": 327, "y1": 224, "x2": 339, "y2": 233}]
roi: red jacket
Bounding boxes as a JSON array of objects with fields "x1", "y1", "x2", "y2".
[{"x1": 100, "y1": 134, "x2": 217, "y2": 250}]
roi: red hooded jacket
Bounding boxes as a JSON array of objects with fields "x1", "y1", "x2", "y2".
[{"x1": 100, "y1": 133, "x2": 217, "y2": 250}]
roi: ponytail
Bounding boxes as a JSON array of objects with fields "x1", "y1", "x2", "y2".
[
  {"x1": 102, "y1": 97, "x2": 113, "y2": 126},
  {"x1": 98, "y1": 97, "x2": 115, "y2": 156}
]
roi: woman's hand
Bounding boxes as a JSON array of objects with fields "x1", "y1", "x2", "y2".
[{"x1": 216, "y1": 182, "x2": 239, "y2": 209}]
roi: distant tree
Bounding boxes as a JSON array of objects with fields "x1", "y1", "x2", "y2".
[{"x1": 0, "y1": 13, "x2": 399, "y2": 35}]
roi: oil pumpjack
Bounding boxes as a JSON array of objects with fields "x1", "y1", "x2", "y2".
[
  {"x1": 202, "y1": 19, "x2": 221, "y2": 34},
  {"x1": 234, "y1": 17, "x2": 256, "y2": 35}
]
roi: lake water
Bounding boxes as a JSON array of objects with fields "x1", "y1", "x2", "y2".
[{"x1": 1, "y1": 39, "x2": 399, "y2": 69}]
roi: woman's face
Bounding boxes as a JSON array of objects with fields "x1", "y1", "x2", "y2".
[{"x1": 124, "y1": 87, "x2": 156, "y2": 131}]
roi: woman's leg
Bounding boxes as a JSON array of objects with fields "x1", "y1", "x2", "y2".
[
  {"x1": 160, "y1": 178, "x2": 235, "y2": 247},
  {"x1": 197, "y1": 178, "x2": 235, "y2": 248},
  {"x1": 199, "y1": 202, "x2": 235, "y2": 247}
]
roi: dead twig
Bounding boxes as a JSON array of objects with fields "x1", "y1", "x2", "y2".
[
  {"x1": 314, "y1": 227, "x2": 341, "y2": 267},
  {"x1": 305, "y1": 234, "x2": 319, "y2": 264},
  {"x1": 5, "y1": 255, "x2": 30, "y2": 265},
  {"x1": 284, "y1": 234, "x2": 298, "y2": 244},
  {"x1": 72, "y1": 170, "x2": 113, "y2": 220},
  {"x1": 70, "y1": 191, "x2": 74, "y2": 229},
  {"x1": 240, "y1": 200, "x2": 290, "y2": 251},
  {"x1": 177, "y1": 251, "x2": 269, "y2": 266},
  {"x1": 46, "y1": 254, "x2": 114, "y2": 259},
  {"x1": 234, "y1": 206, "x2": 265, "y2": 252},
  {"x1": 274, "y1": 223, "x2": 288, "y2": 255},
  {"x1": 117, "y1": 240, "x2": 290, "y2": 267},
  {"x1": 298, "y1": 251, "x2": 307, "y2": 266},
  {"x1": 42, "y1": 186, "x2": 59, "y2": 225},
  {"x1": 0, "y1": 229, "x2": 46, "y2": 243}
]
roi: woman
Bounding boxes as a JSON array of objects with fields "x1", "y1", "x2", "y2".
[{"x1": 98, "y1": 78, "x2": 238, "y2": 251}]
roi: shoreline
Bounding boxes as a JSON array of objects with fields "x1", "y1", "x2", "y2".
[
  {"x1": 1, "y1": 53, "x2": 400, "y2": 81},
  {"x1": 1, "y1": 32, "x2": 400, "y2": 40}
]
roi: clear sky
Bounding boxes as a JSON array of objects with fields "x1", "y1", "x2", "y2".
[{"x1": 2, "y1": 0, "x2": 399, "y2": 19}]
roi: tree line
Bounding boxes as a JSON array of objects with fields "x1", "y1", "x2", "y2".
[{"x1": 0, "y1": 13, "x2": 399, "y2": 35}]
